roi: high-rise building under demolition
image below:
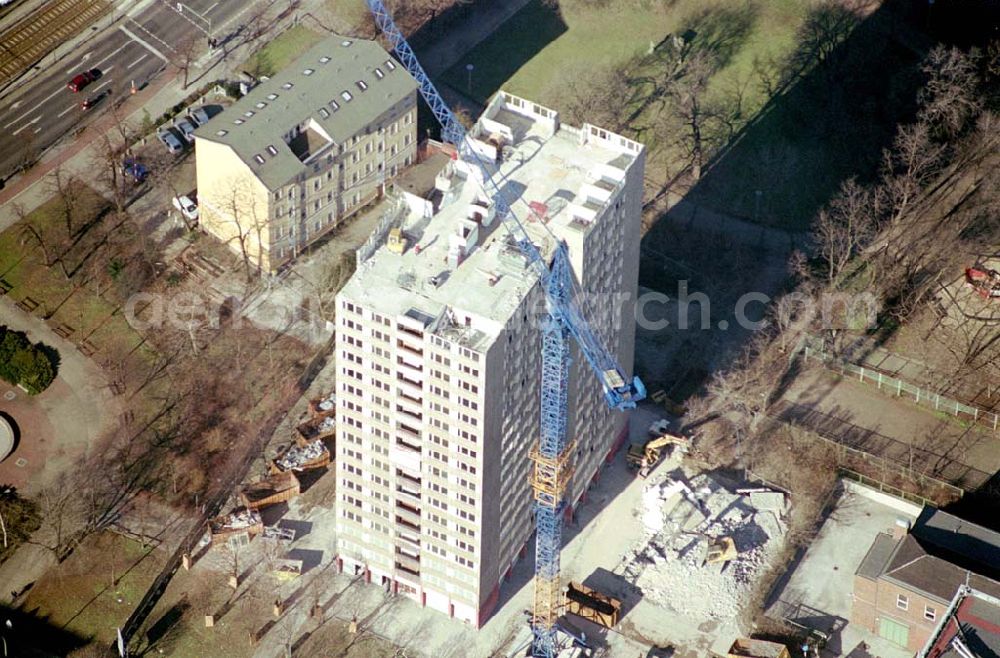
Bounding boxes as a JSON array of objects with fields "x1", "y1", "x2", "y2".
[{"x1": 334, "y1": 91, "x2": 645, "y2": 626}]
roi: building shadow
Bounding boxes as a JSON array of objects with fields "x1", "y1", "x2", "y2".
[{"x1": 0, "y1": 603, "x2": 89, "y2": 655}]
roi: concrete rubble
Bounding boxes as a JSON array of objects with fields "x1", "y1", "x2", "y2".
[
  {"x1": 621, "y1": 472, "x2": 786, "y2": 621},
  {"x1": 276, "y1": 438, "x2": 327, "y2": 471},
  {"x1": 214, "y1": 508, "x2": 262, "y2": 531},
  {"x1": 317, "y1": 392, "x2": 336, "y2": 412}
]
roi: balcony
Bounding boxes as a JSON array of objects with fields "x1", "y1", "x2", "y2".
[
  {"x1": 396, "y1": 404, "x2": 423, "y2": 423},
  {"x1": 394, "y1": 550, "x2": 421, "y2": 574},
  {"x1": 396, "y1": 530, "x2": 420, "y2": 548},
  {"x1": 395, "y1": 560, "x2": 420, "y2": 578},
  {"x1": 396, "y1": 468, "x2": 421, "y2": 487},
  {"x1": 397, "y1": 423, "x2": 421, "y2": 441},
  {"x1": 396, "y1": 487, "x2": 421, "y2": 507},
  {"x1": 396, "y1": 394, "x2": 423, "y2": 416},
  {"x1": 395, "y1": 437, "x2": 421, "y2": 454},
  {"x1": 397, "y1": 324, "x2": 423, "y2": 339},
  {"x1": 397, "y1": 339, "x2": 423, "y2": 358},
  {"x1": 395, "y1": 504, "x2": 420, "y2": 528},
  {"x1": 397, "y1": 361, "x2": 424, "y2": 383},
  {"x1": 396, "y1": 378, "x2": 423, "y2": 399}
]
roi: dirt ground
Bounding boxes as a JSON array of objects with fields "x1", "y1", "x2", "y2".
[{"x1": 21, "y1": 531, "x2": 167, "y2": 648}]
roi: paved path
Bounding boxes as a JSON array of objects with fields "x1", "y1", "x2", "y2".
[
  {"x1": 0, "y1": 296, "x2": 121, "y2": 492},
  {"x1": 777, "y1": 367, "x2": 999, "y2": 491}
]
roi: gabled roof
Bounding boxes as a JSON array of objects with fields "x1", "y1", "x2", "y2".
[
  {"x1": 194, "y1": 34, "x2": 418, "y2": 190},
  {"x1": 865, "y1": 509, "x2": 1000, "y2": 602}
]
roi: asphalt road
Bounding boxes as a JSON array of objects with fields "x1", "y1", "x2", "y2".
[{"x1": 0, "y1": 0, "x2": 256, "y2": 179}]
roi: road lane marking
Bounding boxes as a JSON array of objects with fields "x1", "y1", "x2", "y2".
[
  {"x1": 4, "y1": 86, "x2": 65, "y2": 129},
  {"x1": 58, "y1": 104, "x2": 77, "y2": 117},
  {"x1": 127, "y1": 53, "x2": 148, "y2": 69},
  {"x1": 92, "y1": 43, "x2": 131, "y2": 69},
  {"x1": 93, "y1": 78, "x2": 113, "y2": 91},
  {"x1": 120, "y1": 24, "x2": 170, "y2": 62},
  {"x1": 12, "y1": 117, "x2": 40, "y2": 135}
]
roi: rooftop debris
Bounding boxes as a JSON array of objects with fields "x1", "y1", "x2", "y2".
[{"x1": 273, "y1": 439, "x2": 330, "y2": 472}]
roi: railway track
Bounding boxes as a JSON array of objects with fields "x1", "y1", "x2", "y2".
[{"x1": 0, "y1": 0, "x2": 110, "y2": 86}]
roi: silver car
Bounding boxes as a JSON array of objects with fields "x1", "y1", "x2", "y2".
[
  {"x1": 189, "y1": 107, "x2": 210, "y2": 126},
  {"x1": 175, "y1": 117, "x2": 197, "y2": 144},
  {"x1": 157, "y1": 129, "x2": 183, "y2": 154}
]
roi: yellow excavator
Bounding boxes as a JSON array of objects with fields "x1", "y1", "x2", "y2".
[{"x1": 626, "y1": 423, "x2": 690, "y2": 478}]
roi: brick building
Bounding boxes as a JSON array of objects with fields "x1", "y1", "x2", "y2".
[{"x1": 852, "y1": 507, "x2": 1000, "y2": 652}]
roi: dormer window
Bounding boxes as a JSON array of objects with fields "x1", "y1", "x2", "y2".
[
  {"x1": 281, "y1": 82, "x2": 293, "y2": 90},
  {"x1": 341, "y1": 90, "x2": 352, "y2": 102},
  {"x1": 341, "y1": 40, "x2": 352, "y2": 47},
  {"x1": 255, "y1": 101, "x2": 267, "y2": 109},
  {"x1": 233, "y1": 119, "x2": 244, "y2": 125},
  {"x1": 319, "y1": 107, "x2": 330, "y2": 118},
  {"x1": 254, "y1": 154, "x2": 265, "y2": 164},
  {"x1": 329, "y1": 100, "x2": 339, "y2": 111},
  {"x1": 266, "y1": 145, "x2": 278, "y2": 156},
  {"x1": 244, "y1": 110, "x2": 254, "y2": 118},
  {"x1": 303, "y1": 68, "x2": 315, "y2": 76},
  {"x1": 215, "y1": 129, "x2": 228, "y2": 137},
  {"x1": 319, "y1": 56, "x2": 331, "y2": 64},
  {"x1": 356, "y1": 80, "x2": 368, "y2": 91},
  {"x1": 374, "y1": 68, "x2": 384, "y2": 79},
  {"x1": 267, "y1": 93, "x2": 278, "y2": 100},
  {"x1": 385, "y1": 59, "x2": 396, "y2": 71}
]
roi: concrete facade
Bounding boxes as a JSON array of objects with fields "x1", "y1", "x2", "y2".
[
  {"x1": 333, "y1": 91, "x2": 644, "y2": 626},
  {"x1": 193, "y1": 35, "x2": 418, "y2": 273}
]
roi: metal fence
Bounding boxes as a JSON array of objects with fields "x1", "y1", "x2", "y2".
[{"x1": 801, "y1": 345, "x2": 1000, "y2": 433}]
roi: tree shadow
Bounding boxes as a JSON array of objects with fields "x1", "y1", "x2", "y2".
[
  {"x1": 682, "y1": 0, "x2": 936, "y2": 233},
  {"x1": 0, "y1": 603, "x2": 89, "y2": 655}
]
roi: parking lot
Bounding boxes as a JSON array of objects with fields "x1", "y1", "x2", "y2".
[{"x1": 765, "y1": 482, "x2": 919, "y2": 658}]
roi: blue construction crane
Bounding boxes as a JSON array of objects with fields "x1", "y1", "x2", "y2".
[{"x1": 365, "y1": 3, "x2": 645, "y2": 656}]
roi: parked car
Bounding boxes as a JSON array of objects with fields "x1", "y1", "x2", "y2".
[
  {"x1": 172, "y1": 195, "x2": 198, "y2": 222},
  {"x1": 67, "y1": 68, "x2": 101, "y2": 92},
  {"x1": 175, "y1": 117, "x2": 197, "y2": 143},
  {"x1": 188, "y1": 107, "x2": 210, "y2": 126},
  {"x1": 157, "y1": 129, "x2": 184, "y2": 154},
  {"x1": 122, "y1": 158, "x2": 148, "y2": 183}
]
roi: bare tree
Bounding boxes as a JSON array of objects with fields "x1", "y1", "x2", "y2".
[
  {"x1": 175, "y1": 35, "x2": 201, "y2": 90},
  {"x1": 812, "y1": 178, "x2": 875, "y2": 283},
  {"x1": 48, "y1": 166, "x2": 82, "y2": 239},
  {"x1": 919, "y1": 46, "x2": 982, "y2": 138}
]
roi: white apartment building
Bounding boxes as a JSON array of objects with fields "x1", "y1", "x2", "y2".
[{"x1": 334, "y1": 91, "x2": 645, "y2": 626}]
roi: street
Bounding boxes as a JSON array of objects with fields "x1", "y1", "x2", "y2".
[{"x1": 0, "y1": 0, "x2": 257, "y2": 179}]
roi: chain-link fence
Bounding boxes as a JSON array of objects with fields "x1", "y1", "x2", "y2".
[{"x1": 801, "y1": 345, "x2": 1000, "y2": 433}]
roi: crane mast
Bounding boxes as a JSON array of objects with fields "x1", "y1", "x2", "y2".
[{"x1": 364, "y1": 3, "x2": 645, "y2": 655}]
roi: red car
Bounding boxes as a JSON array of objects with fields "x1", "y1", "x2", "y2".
[{"x1": 67, "y1": 69, "x2": 101, "y2": 92}]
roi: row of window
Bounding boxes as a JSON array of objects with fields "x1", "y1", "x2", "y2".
[{"x1": 896, "y1": 593, "x2": 935, "y2": 621}]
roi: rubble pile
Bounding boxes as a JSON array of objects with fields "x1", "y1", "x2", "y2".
[
  {"x1": 317, "y1": 393, "x2": 336, "y2": 413},
  {"x1": 213, "y1": 508, "x2": 262, "y2": 532},
  {"x1": 621, "y1": 473, "x2": 786, "y2": 621},
  {"x1": 318, "y1": 416, "x2": 335, "y2": 432},
  {"x1": 277, "y1": 439, "x2": 327, "y2": 471}
]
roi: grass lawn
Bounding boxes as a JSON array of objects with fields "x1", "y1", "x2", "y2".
[
  {"x1": 245, "y1": 25, "x2": 325, "y2": 76},
  {"x1": 23, "y1": 531, "x2": 167, "y2": 647},
  {"x1": 441, "y1": 0, "x2": 807, "y2": 110},
  {"x1": 0, "y1": 188, "x2": 145, "y2": 362}
]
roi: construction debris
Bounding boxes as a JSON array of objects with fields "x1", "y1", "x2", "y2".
[
  {"x1": 622, "y1": 473, "x2": 786, "y2": 621},
  {"x1": 239, "y1": 471, "x2": 300, "y2": 510},
  {"x1": 965, "y1": 266, "x2": 1000, "y2": 300},
  {"x1": 209, "y1": 508, "x2": 263, "y2": 545},
  {"x1": 565, "y1": 581, "x2": 621, "y2": 629},
  {"x1": 726, "y1": 638, "x2": 791, "y2": 658},
  {"x1": 296, "y1": 415, "x2": 336, "y2": 442},
  {"x1": 272, "y1": 439, "x2": 331, "y2": 473}
]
